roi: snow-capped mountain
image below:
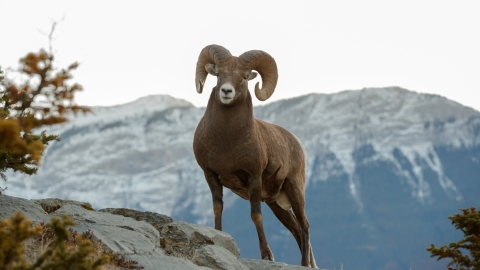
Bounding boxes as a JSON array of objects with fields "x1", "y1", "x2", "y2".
[
  {"x1": 257, "y1": 87, "x2": 478, "y2": 206},
  {"x1": 5, "y1": 87, "x2": 480, "y2": 270}
]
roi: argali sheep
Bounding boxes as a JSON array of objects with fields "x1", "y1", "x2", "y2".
[{"x1": 193, "y1": 45, "x2": 317, "y2": 268}]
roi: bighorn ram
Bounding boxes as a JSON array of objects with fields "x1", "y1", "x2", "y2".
[{"x1": 193, "y1": 45, "x2": 317, "y2": 268}]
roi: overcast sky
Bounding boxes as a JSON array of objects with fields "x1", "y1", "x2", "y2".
[{"x1": 1, "y1": 1, "x2": 479, "y2": 112}]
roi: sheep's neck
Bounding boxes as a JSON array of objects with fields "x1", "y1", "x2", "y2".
[{"x1": 204, "y1": 90, "x2": 255, "y2": 139}]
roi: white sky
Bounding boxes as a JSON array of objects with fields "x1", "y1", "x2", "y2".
[{"x1": 1, "y1": 1, "x2": 479, "y2": 111}]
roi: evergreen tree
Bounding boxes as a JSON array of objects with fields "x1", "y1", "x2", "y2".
[
  {"x1": 427, "y1": 207, "x2": 480, "y2": 269},
  {"x1": 0, "y1": 50, "x2": 89, "y2": 183}
]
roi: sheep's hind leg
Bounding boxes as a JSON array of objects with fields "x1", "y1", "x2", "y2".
[
  {"x1": 249, "y1": 177, "x2": 274, "y2": 261},
  {"x1": 204, "y1": 169, "x2": 223, "y2": 231},
  {"x1": 283, "y1": 179, "x2": 316, "y2": 268},
  {"x1": 266, "y1": 201, "x2": 302, "y2": 249},
  {"x1": 267, "y1": 202, "x2": 318, "y2": 268}
]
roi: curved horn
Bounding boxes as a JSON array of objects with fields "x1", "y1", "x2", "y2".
[
  {"x1": 195, "y1": 45, "x2": 232, "y2": 93},
  {"x1": 239, "y1": 50, "x2": 278, "y2": 101}
]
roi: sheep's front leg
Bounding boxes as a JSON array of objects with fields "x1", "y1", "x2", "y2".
[
  {"x1": 204, "y1": 169, "x2": 223, "y2": 231},
  {"x1": 249, "y1": 176, "x2": 274, "y2": 261}
]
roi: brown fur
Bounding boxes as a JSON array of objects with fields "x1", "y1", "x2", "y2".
[{"x1": 193, "y1": 46, "x2": 317, "y2": 268}]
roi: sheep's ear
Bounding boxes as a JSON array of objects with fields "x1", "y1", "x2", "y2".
[
  {"x1": 205, "y1": 64, "x2": 218, "y2": 76},
  {"x1": 249, "y1": 72, "x2": 258, "y2": 81}
]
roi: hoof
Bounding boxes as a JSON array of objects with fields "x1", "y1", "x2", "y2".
[{"x1": 262, "y1": 256, "x2": 274, "y2": 261}]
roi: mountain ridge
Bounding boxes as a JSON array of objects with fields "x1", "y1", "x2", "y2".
[
  {"x1": 4, "y1": 87, "x2": 480, "y2": 270},
  {"x1": 6, "y1": 86, "x2": 479, "y2": 214}
]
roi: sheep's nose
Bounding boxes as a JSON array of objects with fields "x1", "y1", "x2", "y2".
[{"x1": 221, "y1": 88, "x2": 233, "y2": 94}]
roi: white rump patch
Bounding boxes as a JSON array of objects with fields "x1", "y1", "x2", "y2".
[
  {"x1": 219, "y1": 83, "x2": 235, "y2": 104},
  {"x1": 276, "y1": 190, "x2": 292, "y2": 210}
]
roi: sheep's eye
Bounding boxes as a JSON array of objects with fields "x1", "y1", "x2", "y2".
[
  {"x1": 215, "y1": 72, "x2": 219, "y2": 76},
  {"x1": 243, "y1": 75, "x2": 248, "y2": 80}
]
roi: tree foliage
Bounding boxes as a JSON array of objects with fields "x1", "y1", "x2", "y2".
[
  {"x1": 0, "y1": 211, "x2": 42, "y2": 269},
  {"x1": 0, "y1": 50, "x2": 90, "y2": 181},
  {"x1": 427, "y1": 207, "x2": 480, "y2": 270},
  {"x1": 0, "y1": 212, "x2": 109, "y2": 270}
]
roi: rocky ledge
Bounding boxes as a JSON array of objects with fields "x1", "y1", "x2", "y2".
[{"x1": 0, "y1": 195, "x2": 320, "y2": 270}]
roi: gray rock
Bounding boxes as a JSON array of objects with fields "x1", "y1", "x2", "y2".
[
  {"x1": 99, "y1": 207, "x2": 173, "y2": 231},
  {"x1": 239, "y1": 258, "x2": 324, "y2": 270},
  {"x1": 1, "y1": 195, "x2": 317, "y2": 270},
  {"x1": 127, "y1": 254, "x2": 211, "y2": 270},
  {"x1": 0, "y1": 195, "x2": 48, "y2": 222},
  {"x1": 53, "y1": 204, "x2": 160, "y2": 255},
  {"x1": 193, "y1": 245, "x2": 249, "y2": 270},
  {"x1": 33, "y1": 198, "x2": 94, "y2": 213},
  {"x1": 161, "y1": 221, "x2": 241, "y2": 259}
]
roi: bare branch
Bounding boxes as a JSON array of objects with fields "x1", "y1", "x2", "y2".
[
  {"x1": 35, "y1": 15, "x2": 66, "y2": 54},
  {"x1": 48, "y1": 22, "x2": 57, "y2": 54}
]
